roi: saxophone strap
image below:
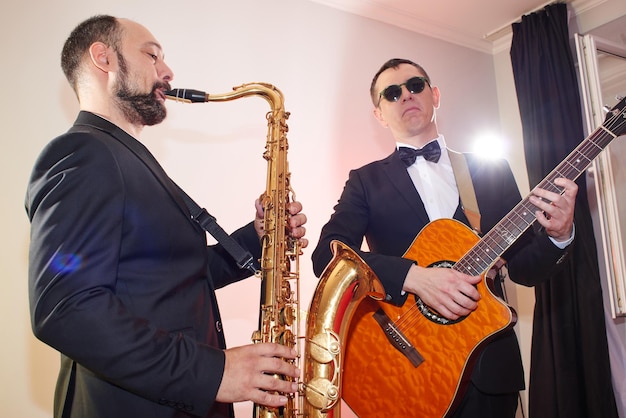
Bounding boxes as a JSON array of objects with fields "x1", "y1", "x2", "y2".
[
  {"x1": 175, "y1": 185, "x2": 259, "y2": 274},
  {"x1": 102, "y1": 120, "x2": 258, "y2": 275},
  {"x1": 448, "y1": 149, "x2": 482, "y2": 235}
]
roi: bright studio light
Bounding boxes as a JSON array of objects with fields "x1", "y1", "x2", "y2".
[{"x1": 471, "y1": 133, "x2": 506, "y2": 159}]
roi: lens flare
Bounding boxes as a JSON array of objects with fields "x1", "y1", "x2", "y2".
[
  {"x1": 51, "y1": 253, "x2": 82, "y2": 274},
  {"x1": 472, "y1": 133, "x2": 506, "y2": 159}
]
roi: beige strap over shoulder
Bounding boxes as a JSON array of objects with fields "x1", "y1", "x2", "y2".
[{"x1": 448, "y1": 149, "x2": 482, "y2": 235}]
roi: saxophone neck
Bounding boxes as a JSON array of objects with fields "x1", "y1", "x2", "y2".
[{"x1": 166, "y1": 83, "x2": 285, "y2": 113}]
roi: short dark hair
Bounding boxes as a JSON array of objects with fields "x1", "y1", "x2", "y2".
[
  {"x1": 370, "y1": 58, "x2": 431, "y2": 105},
  {"x1": 61, "y1": 15, "x2": 121, "y2": 93}
]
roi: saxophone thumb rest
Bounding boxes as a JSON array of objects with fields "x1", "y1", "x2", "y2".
[{"x1": 165, "y1": 88, "x2": 208, "y2": 103}]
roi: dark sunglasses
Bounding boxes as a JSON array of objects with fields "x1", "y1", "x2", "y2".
[{"x1": 377, "y1": 76, "x2": 430, "y2": 105}]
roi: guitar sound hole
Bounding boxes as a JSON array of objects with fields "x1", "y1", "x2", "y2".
[{"x1": 416, "y1": 260, "x2": 467, "y2": 325}]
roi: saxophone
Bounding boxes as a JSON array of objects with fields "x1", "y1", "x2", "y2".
[{"x1": 165, "y1": 84, "x2": 384, "y2": 418}]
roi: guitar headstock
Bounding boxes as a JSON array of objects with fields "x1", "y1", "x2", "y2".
[{"x1": 604, "y1": 96, "x2": 626, "y2": 137}]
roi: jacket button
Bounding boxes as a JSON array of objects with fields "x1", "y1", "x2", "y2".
[{"x1": 216, "y1": 320, "x2": 222, "y2": 332}]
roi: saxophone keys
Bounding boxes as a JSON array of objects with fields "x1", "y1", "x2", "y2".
[
  {"x1": 304, "y1": 377, "x2": 339, "y2": 411},
  {"x1": 280, "y1": 305, "x2": 296, "y2": 326},
  {"x1": 279, "y1": 329, "x2": 295, "y2": 347},
  {"x1": 309, "y1": 331, "x2": 340, "y2": 364}
]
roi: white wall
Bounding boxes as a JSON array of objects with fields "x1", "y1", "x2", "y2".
[{"x1": 0, "y1": 0, "x2": 620, "y2": 417}]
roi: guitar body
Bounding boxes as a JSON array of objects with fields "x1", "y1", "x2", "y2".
[{"x1": 342, "y1": 218, "x2": 516, "y2": 418}]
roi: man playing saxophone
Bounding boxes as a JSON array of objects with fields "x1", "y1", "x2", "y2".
[{"x1": 25, "y1": 15, "x2": 307, "y2": 418}]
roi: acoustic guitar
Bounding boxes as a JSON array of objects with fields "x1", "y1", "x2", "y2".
[{"x1": 341, "y1": 96, "x2": 626, "y2": 418}]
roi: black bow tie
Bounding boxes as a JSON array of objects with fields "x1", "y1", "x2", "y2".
[{"x1": 398, "y1": 141, "x2": 441, "y2": 166}]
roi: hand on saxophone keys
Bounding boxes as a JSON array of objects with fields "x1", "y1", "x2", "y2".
[
  {"x1": 217, "y1": 343, "x2": 300, "y2": 407},
  {"x1": 254, "y1": 197, "x2": 309, "y2": 249}
]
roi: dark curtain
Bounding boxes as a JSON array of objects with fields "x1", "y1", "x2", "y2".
[{"x1": 510, "y1": 3, "x2": 618, "y2": 418}]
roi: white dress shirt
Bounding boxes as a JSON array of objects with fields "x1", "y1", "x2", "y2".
[{"x1": 397, "y1": 135, "x2": 457, "y2": 221}]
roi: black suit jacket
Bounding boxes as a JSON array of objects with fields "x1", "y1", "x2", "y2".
[
  {"x1": 311, "y1": 148, "x2": 569, "y2": 394},
  {"x1": 26, "y1": 112, "x2": 261, "y2": 418}
]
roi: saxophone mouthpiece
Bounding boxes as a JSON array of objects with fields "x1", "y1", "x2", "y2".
[{"x1": 164, "y1": 88, "x2": 208, "y2": 103}]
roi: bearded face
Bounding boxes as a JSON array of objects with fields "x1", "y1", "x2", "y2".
[{"x1": 114, "y1": 52, "x2": 169, "y2": 126}]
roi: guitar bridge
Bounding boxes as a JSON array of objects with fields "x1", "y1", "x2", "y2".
[{"x1": 373, "y1": 308, "x2": 424, "y2": 368}]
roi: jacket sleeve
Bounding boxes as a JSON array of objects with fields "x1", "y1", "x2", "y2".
[{"x1": 311, "y1": 168, "x2": 413, "y2": 305}]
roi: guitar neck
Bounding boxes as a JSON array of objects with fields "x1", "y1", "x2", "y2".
[{"x1": 454, "y1": 99, "x2": 626, "y2": 276}]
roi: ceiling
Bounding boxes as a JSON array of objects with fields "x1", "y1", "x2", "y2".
[{"x1": 306, "y1": 0, "x2": 626, "y2": 55}]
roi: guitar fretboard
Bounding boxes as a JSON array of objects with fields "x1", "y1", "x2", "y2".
[{"x1": 454, "y1": 99, "x2": 626, "y2": 276}]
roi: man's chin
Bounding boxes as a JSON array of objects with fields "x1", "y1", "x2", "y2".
[
  {"x1": 144, "y1": 114, "x2": 166, "y2": 126},
  {"x1": 148, "y1": 107, "x2": 167, "y2": 126}
]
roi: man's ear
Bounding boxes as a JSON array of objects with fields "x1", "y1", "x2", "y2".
[
  {"x1": 432, "y1": 85, "x2": 441, "y2": 109},
  {"x1": 373, "y1": 106, "x2": 388, "y2": 128},
  {"x1": 88, "y1": 42, "x2": 113, "y2": 73}
]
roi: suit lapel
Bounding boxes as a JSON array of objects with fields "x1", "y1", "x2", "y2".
[
  {"x1": 382, "y1": 151, "x2": 431, "y2": 227},
  {"x1": 452, "y1": 200, "x2": 472, "y2": 228},
  {"x1": 73, "y1": 112, "x2": 193, "y2": 224}
]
